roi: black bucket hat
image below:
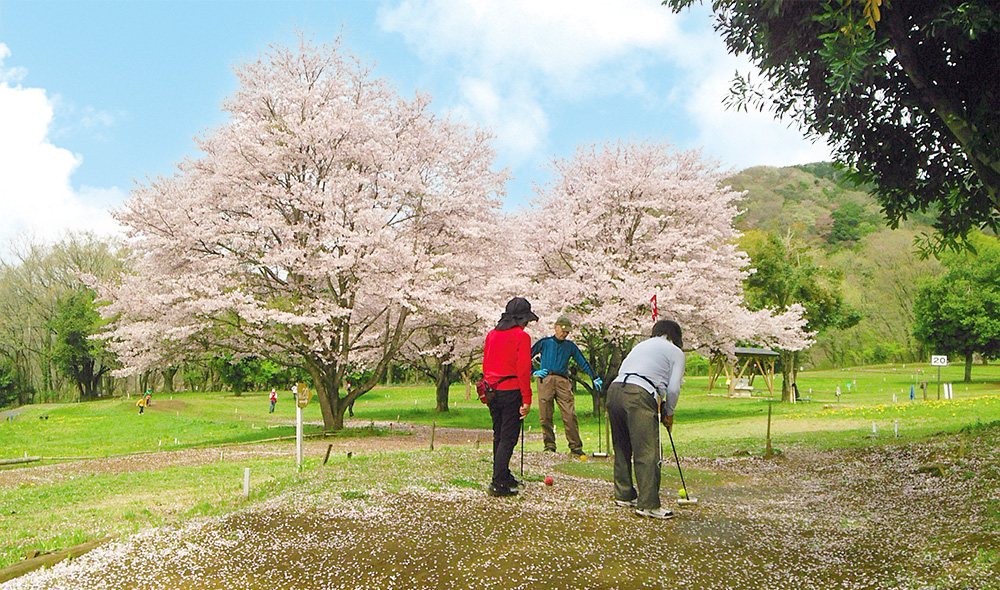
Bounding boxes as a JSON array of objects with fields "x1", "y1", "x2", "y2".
[{"x1": 496, "y1": 297, "x2": 539, "y2": 330}]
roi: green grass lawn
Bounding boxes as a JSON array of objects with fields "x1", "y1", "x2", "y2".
[
  {"x1": 3, "y1": 361, "x2": 999, "y2": 460},
  {"x1": 2, "y1": 361, "x2": 999, "y2": 572}
]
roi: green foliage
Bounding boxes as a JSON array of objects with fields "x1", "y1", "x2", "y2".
[
  {"x1": 667, "y1": 0, "x2": 1000, "y2": 248},
  {"x1": 0, "y1": 235, "x2": 123, "y2": 403},
  {"x1": 741, "y1": 229, "x2": 860, "y2": 398},
  {"x1": 914, "y1": 233, "x2": 1000, "y2": 381},
  {"x1": 49, "y1": 288, "x2": 115, "y2": 400},
  {"x1": 728, "y1": 165, "x2": 883, "y2": 248},
  {"x1": 742, "y1": 230, "x2": 859, "y2": 334},
  {"x1": 829, "y1": 201, "x2": 879, "y2": 244}
]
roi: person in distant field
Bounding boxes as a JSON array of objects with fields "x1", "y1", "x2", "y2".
[
  {"x1": 607, "y1": 319, "x2": 686, "y2": 520},
  {"x1": 482, "y1": 297, "x2": 536, "y2": 497},
  {"x1": 531, "y1": 315, "x2": 602, "y2": 456},
  {"x1": 136, "y1": 395, "x2": 147, "y2": 415},
  {"x1": 144, "y1": 389, "x2": 152, "y2": 407},
  {"x1": 269, "y1": 388, "x2": 278, "y2": 413}
]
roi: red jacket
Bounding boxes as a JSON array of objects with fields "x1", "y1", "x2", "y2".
[{"x1": 483, "y1": 326, "x2": 533, "y2": 406}]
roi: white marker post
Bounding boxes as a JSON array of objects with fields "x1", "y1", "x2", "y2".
[
  {"x1": 295, "y1": 382, "x2": 311, "y2": 472},
  {"x1": 243, "y1": 467, "x2": 250, "y2": 499}
]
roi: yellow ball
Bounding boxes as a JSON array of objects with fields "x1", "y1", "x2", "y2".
[
  {"x1": 580, "y1": 454, "x2": 588, "y2": 461},
  {"x1": 678, "y1": 488, "x2": 688, "y2": 499}
]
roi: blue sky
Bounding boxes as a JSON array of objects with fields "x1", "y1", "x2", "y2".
[{"x1": 0, "y1": 0, "x2": 830, "y2": 257}]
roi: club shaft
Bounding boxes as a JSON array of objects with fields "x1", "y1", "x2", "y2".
[
  {"x1": 520, "y1": 418, "x2": 525, "y2": 477},
  {"x1": 667, "y1": 427, "x2": 689, "y2": 493}
]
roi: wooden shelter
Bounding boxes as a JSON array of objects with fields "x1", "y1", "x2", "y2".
[{"x1": 708, "y1": 347, "x2": 780, "y2": 398}]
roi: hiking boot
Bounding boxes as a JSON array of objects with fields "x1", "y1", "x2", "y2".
[
  {"x1": 488, "y1": 484, "x2": 518, "y2": 497},
  {"x1": 507, "y1": 477, "x2": 525, "y2": 489},
  {"x1": 635, "y1": 507, "x2": 674, "y2": 520},
  {"x1": 614, "y1": 498, "x2": 637, "y2": 508},
  {"x1": 571, "y1": 449, "x2": 587, "y2": 458},
  {"x1": 543, "y1": 447, "x2": 556, "y2": 453}
]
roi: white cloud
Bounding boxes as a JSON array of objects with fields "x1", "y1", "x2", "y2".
[
  {"x1": 379, "y1": 0, "x2": 679, "y2": 86},
  {"x1": 378, "y1": 0, "x2": 683, "y2": 161},
  {"x1": 379, "y1": 0, "x2": 832, "y2": 172},
  {"x1": 452, "y1": 78, "x2": 549, "y2": 164},
  {"x1": 0, "y1": 44, "x2": 122, "y2": 260},
  {"x1": 679, "y1": 36, "x2": 833, "y2": 169}
]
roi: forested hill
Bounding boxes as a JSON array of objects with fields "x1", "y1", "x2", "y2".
[
  {"x1": 726, "y1": 163, "x2": 941, "y2": 248},
  {"x1": 724, "y1": 163, "x2": 944, "y2": 369},
  {"x1": 727, "y1": 164, "x2": 880, "y2": 247}
]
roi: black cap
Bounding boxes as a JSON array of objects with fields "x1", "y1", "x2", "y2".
[{"x1": 496, "y1": 297, "x2": 539, "y2": 330}]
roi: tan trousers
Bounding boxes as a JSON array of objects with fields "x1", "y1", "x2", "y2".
[{"x1": 538, "y1": 374, "x2": 583, "y2": 453}]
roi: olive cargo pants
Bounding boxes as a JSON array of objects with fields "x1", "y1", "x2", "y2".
[
  {"x1": 607, "y1": 382, "x2": 661, "y2": 510},
  {"x1": 538, "y1": 374, "x2": 583, "y2": 453}
]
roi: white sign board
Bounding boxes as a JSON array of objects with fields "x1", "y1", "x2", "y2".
[{"x1": 930, "y1": 355, "x2": 948, "y2": 367}]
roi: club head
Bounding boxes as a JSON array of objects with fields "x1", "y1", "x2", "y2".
[
  {"x1": 677, "y1": 497, "x2": 699, "y2": 506},
  {"x1": 591, "y1": 452, "x2": 609, "y2": 458}
]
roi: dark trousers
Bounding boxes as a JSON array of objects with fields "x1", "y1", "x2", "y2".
[
  {"x1": 489, "y1": 389, "x2": 522, "y2": 487},
  {"x1": 607, "y1": 382, "x2": 661, "y2": 509}
]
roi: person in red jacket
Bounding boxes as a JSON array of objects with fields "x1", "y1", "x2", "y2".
[{"x1": 482, "y1": 297, "x2": 536, "y2": 497}]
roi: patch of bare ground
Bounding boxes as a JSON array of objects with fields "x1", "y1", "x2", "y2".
[{"x1": 5, "y1": 427, "x2": 1000, "y2": 589}]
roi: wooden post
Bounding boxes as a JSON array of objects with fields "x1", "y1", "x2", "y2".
[
  {"x1": 323, "y1": 444, "x2": 333, "y2": 465},
  {"x1": 764, "y1": 401, "x2": 773, "y2": 458},
  {"x1": 430, "y1": 421, "x2": 436, "y2": 451}
]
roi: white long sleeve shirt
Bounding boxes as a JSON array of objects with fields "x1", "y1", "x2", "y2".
[{"x1": 612, "y1": 336, "x2": 686, "y2": 416}]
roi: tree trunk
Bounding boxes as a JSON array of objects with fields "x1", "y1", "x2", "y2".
[
  {"x1": 780, "y1": 350, "x2": 793, "y2": 402},
  {"x1": 162, "y1": 367, "x2": 177, "y2": 393},
  {"x1": 964, "y1": 353, "x2": 973, "y2": 383},
  {"x1": 435, "y1": 364, "x2": 452, "y2": 413},
  {"x1": 306, "y1": 360, "x2": 341, "y2": 431}
]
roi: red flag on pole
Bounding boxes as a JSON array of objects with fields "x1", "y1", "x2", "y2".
[{"x1": 650, "y1": 294, "x2": 658, "y2": 321}]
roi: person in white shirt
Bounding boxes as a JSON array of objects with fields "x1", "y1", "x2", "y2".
[{"x1": 607, "y1": 320, "x2": 685, "y2": 520}]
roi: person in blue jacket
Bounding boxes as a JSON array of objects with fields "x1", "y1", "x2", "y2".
[{"x1": 531, "y1": 316, "x2": 602, "y2": 456}]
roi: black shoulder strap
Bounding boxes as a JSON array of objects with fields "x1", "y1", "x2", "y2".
[{"x1": 623, "y1": 373, "x2": 659, "y2": 393}]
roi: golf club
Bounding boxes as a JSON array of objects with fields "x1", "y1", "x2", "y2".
[
  {"x1": 592, "y1": 390, "x2": 608, "y2": 458},
  {"x1": 520, "y1": 418, "x2": 525, "y2": 478},
  {"x1": 666, "y1": 426, "x2": 698, "y2": 506}
]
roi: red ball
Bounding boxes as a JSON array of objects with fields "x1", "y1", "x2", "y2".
[{"x1": 544, "y1": 476, "x2": 554, "y2": 486}]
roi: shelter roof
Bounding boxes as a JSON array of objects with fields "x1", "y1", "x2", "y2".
[{"x1": 734, "y1": 347, "x2": 779, "y2": 357}]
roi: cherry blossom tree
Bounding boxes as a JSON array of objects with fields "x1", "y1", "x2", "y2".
[
  {"x1": 100, "y1": 34, "x2": 508, "y2": 429},
  {"x1": 524, "y1": 140, "x2": 810, "y2": 405},
  {"x1": 393, "y1": 210, "x2": 524, "y2": 412}
]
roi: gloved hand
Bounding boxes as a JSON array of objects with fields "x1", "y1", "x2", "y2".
[
  {"x1": 533, "y1": 369, "x2": 548, "y2": 379},
  {"x1": 592, "y1": 377, "x2": 603, "y2": 391},
  {"x1": 659, "y1": 401, "x2": 673, "y2": 430}
]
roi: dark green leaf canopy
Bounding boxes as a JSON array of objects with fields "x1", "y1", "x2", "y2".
[{"x1": 666, "y1": 0, "x2": 1000, "y2": 247}]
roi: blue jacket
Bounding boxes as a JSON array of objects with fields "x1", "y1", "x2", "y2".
[{"x1": 531, "y1": 336, "x2": 597, "y2": 380}]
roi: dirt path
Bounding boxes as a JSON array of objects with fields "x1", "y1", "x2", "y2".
[
  {"x1": 0, "y1": 422, "x2": 496, "y2": 489},
  {"x1": 4, "y1": 428, "x2": 1000, "y2": 589}
]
